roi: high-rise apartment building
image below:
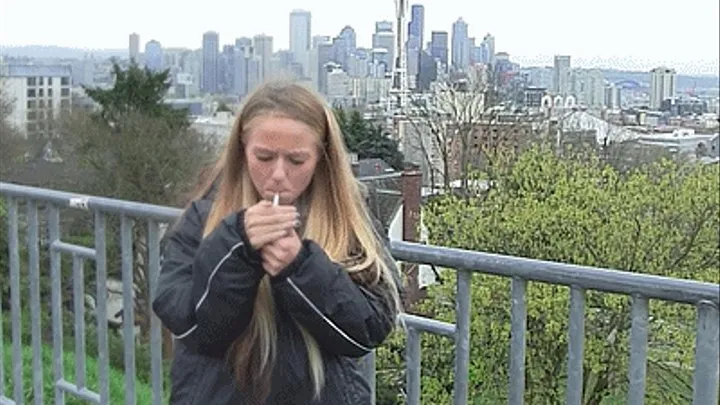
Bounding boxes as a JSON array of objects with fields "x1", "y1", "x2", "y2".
[
  {"x1": 144, "y1": 40, "x2": 163, "y2": 72},
  {"x1": 0, "y1": 64, "x2": 72, "y2": 138},
  {"x1": 129, "y1": 33, "x2": 140, "y2": 62},
  {"x1": 253, "y1": 34, "x2": 274, "y2": 83},
  {"x1": 649, "y1": 67, "x2": 677, "y2": 110},
  {"x1": 553, "y1": 55, "x2": 571, "y2": 95},
  {"x1": 290, "y1": 10, "x2": 311, "y2": 76},
  {"x1": 451, "y1": 18, "x2": 470, "y2": 71},
  {"x1": 202, "y1": 31, "x2": 219, "y2": 93},
  {"x1": 430, "y1": 31, "x2": 448, "y2": 70}
]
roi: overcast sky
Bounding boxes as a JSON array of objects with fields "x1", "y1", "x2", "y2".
[{"x1": 1, "y1": 0, "x2": 718, "y2": 75}]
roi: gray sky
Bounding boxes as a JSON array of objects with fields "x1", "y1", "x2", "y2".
[{"x1": 1, "y1": 0, "x2": 718, "y2": 74}]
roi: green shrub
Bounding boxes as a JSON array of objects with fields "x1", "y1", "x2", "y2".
[{"x1": 375, "y1": 146, "x2": 717, "y2": 404}]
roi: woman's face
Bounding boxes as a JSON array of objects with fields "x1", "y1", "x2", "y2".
[{"x1": 243, "y1": 114, "x2": 321, "y2": 205}]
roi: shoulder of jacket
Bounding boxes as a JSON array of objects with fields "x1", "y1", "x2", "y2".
[{"x1": 171, "y1": 198, "x2": 213, "y2": 237}]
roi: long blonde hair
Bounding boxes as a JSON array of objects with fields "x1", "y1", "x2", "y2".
[{"x1": 192, "y1": 81, "x2": 401, "y2": 402}]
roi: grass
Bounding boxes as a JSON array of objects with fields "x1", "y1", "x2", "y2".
[{"x1": 2, "y1": 342, "x2": 162, "y2": 404}]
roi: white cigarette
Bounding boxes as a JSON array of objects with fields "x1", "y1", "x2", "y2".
[{"x1": 272, "y1": 193, "x2": 279, "y2": 206}]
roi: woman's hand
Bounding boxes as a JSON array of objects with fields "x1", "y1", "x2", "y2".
[
  {"x1": 261, "y1": 229, "x2": 302, "y2": 277},
  {"x1": 243, "y1": 200, "x2": 299, "y2": 250}
]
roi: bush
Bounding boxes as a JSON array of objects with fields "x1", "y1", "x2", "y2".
[{"x1": 376, "y1": 145, "x2": 718, "y2": 404}]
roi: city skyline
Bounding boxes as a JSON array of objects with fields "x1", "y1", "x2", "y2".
[{"x1": 1, "y1": 0, "x2": 719, "y2": 75}]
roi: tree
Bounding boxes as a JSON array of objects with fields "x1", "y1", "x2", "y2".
[
  {"x1": 59, "y1": 62, "x2": 218, "y2": 347},
  {"x1": 334, "y1": 108, "x2": 404, "y2": 170},
  {"x1": 403, "y1": 73, "x2": 532, "y2": 192},
  {"x1": 378, "y1": 145, "x2": 719, "y2": 404},
  {"x1": 0, "y1": 81, "x2": 27, "y2": 179},
  {"x1": 82, "y1": 61, "x2": 189, "y2": 130}
]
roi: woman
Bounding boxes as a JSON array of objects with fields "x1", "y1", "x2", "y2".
[{"x1": 152, "y1": 81, "x2": 403, "y2": 405}]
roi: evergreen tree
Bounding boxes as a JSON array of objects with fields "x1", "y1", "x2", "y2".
[
  {"x1": 335, "y1": 108, "x2": 404, "y2": 170},
  {"x1": 83, "y1": 61, "x2": 189, "y2": 129}
]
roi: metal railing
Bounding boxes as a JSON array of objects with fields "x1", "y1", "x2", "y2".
[{"x1": 1, "y1": 182, "x2": 719, "y2": 405}]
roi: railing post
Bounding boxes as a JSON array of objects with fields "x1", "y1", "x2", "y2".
[
  {"x1": 28, "y1": 201, "x2": 44, "y2": 405},
  {"x1": 0, "y1": 226, "x2": 4, "y2": 401},
  {"x1": 627, "y1": 294, "x2": 649, "y2": 405},
  {"x1": 453, "y1": 270, "x2": 471, "y2": 405},
  {"x1": 94, "y1": 211, "x2": 110, "y2": 404},
  {"x1": 147, "y1": 220, "x2": 164, "y2": 405},
  {"x1": 8, "y1": 198, "x2": 23, "y2": 404},
  {"x1": 508, "y1": 277, "x2": 527, "y2": 405},
  {"x1": 406, "y1": 327, "x2": 421, "y2": 405},
  {"x1": 120, "y1": 216, "x2": 137, "y2": 405},
  {"x1": 47, "y1": 205, "x2": 64, "y2": 405},
  {"x1": 72, "y1": 255, "x2": 87, "y2": 391},
  {"x1": 565, "y1": 286, "x2": 586, "y2": 405},
  {"x1": 692, "y1": 300, "x2": 719, "y2": 405}
]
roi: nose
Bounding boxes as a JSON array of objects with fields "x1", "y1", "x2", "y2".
[{"x1": 270, "y1": 159, "x2": 286, "y2": 183}]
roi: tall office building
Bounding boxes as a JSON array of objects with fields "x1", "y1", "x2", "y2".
[
  {"x1": 408, "y1": 5, "x2": 424, "y2": 48},
  {"x1": 144, "y1": 40, "x2": 163, "y2": 72},
  {"x1": 451, "y1": 18, "x2": 470, "y2": 71},
  {"x1": 290, "y1": 10, "x2": 311, "y2": 75},
  {"x1": 129, "y1": 33, "x2": 140, "y2": 62},
  {"x1": 649, "y1": 67, "x2": 677, "y2": 110},
  {"x1": 480, "y1": 33, "x2": 495, "y2": 65},
  {"x1": 430, "y1": 31, "x2": 448, "y2": 70},
  {"x1": 407, "y1": 4, "x2": 424, "y2": 78},
  {"x1": 202, "y1": 31, "x2": 220, "y2": 93},
  {"x1": 253, "y1": 34, "x2": 274, "y2": 83},
  {"x1": 553, "y1": 55, "x2": 571, "y2": 95}
]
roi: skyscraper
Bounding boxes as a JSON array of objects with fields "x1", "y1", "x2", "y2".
[
  {"x1": 408, "y1": 5, "x2": 424, "y2": 48},
  {"x1": 202, "y1": 31, "x2": 219, "y2": 93},
  {"x1": 451, "y1": 18, "x2": 469, "y2": 71},
  {"x1": 480, "y1": 33, "x2": 495, "y2": 66},
  {"x1": 290, "y1": 10, "x2": 311, "y2": 76},
  {"x1": 553, "y1": 55, "x2": 571, "y2": 95},
  {"x1": 129, "y1": 33, "x2": 140, "y2": 62},
  {"x1": 407, "y1": 4, "x2": 424, "y2": 79},
  {"x1": 253, "y1": 34, "x2": 274, "y2": 83},
  {"x1": 144, "y1": 40, "x2": 163, "y2": 72},
  {"x1": 649, "y1": 67, "x2": 677, "y2": 110},
  {"x1": 430, "y1": 31, "x2": 448, "y2": 70}
]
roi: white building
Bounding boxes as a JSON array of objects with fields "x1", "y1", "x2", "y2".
[
  {"x1": 649, "y1": 67, "x2": 677, "y2": 110},
  {"x1": 1, "y1": 63, "x2": 72, "y2": 138}
]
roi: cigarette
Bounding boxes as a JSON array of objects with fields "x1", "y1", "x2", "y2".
[{"x1": 272, "y1": 193, "x2": 279, "y2": 207}]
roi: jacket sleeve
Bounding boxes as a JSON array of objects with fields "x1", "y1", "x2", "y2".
[
  {"x1": 152, "y1": 201, "x2": 265, "y2": 357},
  {"x1": 270, "y1": 218, "x2": 402, "y2": 358}
]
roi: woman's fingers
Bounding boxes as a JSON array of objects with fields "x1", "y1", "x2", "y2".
[{"x1": 250, "y1": 230, "x2": 290, "y2": 249}]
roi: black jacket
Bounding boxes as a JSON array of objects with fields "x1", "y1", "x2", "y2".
[{"x1": 152, "y1": 198, "x2": 400, "y2": 404}]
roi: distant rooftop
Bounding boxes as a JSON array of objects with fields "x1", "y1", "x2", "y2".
[{"x1": 2, "y1": 63, "x2": 72, "y2": 78}]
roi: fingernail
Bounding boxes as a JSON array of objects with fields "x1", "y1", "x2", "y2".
[{"x1": 294, "y1": 220, "x2": 301, "y2": 228}]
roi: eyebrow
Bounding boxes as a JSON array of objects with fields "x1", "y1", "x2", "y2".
[{"x1": 253, "y1": 147, "x2": 312, "y2": 158}]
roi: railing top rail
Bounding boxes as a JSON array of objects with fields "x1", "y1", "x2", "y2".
[
  {"x1": 391, "y1": 241, "x2": 720, "y2": 306},
  {"x1": 0, "y1": 182, "x2": 183, "y2": 222},
  {"x1": 3, "y1": 181, "x2": 717, "y2": 306}
]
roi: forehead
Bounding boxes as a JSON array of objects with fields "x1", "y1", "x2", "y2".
[{"x1": 244, "y1": 115, "x2": 320, "y2": 150}]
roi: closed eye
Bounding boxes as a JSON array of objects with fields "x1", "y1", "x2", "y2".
[{"x1": 255, "y1": 154, "x2": 275, "y2": 162}]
